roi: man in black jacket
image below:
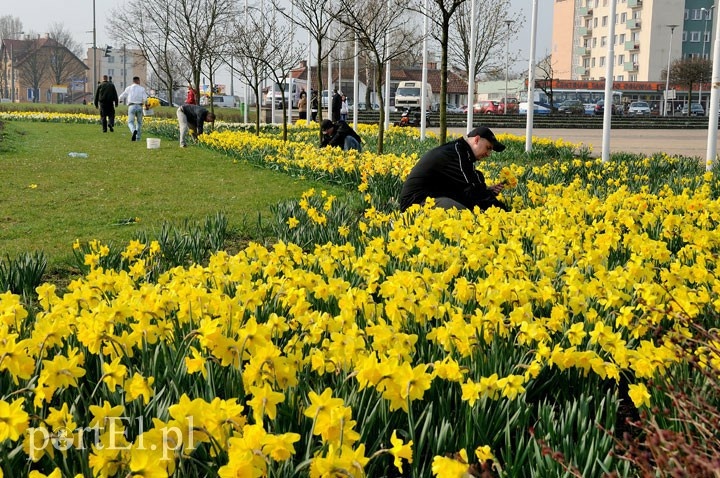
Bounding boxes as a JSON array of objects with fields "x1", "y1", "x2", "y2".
[
  {"x1": 94, "y1": 75, "x2": 119, "y2": 133},
  {"x1": 320, "y1": 119, "x2": 362, "y2": 152},
  {"x1": 399, "y1": 126, "x2": 509, "y2": 212},
  {"x1": 177, "y1": 104, "x2": 216, "y2": 147}
]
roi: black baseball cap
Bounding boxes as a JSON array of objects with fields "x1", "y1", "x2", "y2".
[
  {"x1": 320, "y1": 119, "x2": 334, "y2": 133},
  {"x1": 468, "y1": 126, "x2": 506, "y2": 152}
]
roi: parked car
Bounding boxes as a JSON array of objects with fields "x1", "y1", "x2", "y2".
[
  {"x1": 681, "y1": 103, "x2": 705, "y2": 116},
  {"x1": 446, "y1": 103, "x2": 465, "y2": 114},
  {"x1": 212, "y1": 95, "x2": 240, "y2": 108},
  {"x1": 497, "y1": 97, "x2": 519, "y2": 114},
  {"x1": 474, "y1": 100, "x2": 501, "y2": 114},
  {"x1": 353, "y1": 102, "x2": 380, "y2": 111},
  {"x1": 557, "y1": 99, "x2": 585, "y2": 115},
  {"x1": 149, "y1": 96, "x2": 179, "y2": 107},
  {"x1": 593, "y1": 100, "x2": 621, "y2": 116},
  {"x1": 627, "y1": 101, "x2": 651, "y2": 116},
  {"x1": 518, "y1": 101, "x2": 552, "y2": 115}
]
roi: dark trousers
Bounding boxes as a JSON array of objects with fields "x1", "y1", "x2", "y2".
[{"x1": 99, "y1": 103, "x2": 116, "y2": 131}]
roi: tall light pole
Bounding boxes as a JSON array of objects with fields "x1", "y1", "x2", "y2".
[
  {"x1": 706, "y1": 0, "x2": 720, "y2": 168},
  {"x1": 92, "y1": 0, "x2": 97, "y2": 94},
  {"x1": 466, "y1": 0, "x2": 477, "y2": 130},
  {"x1": 601, "y1": 0, "x2": 618, "y2": 163},
  {"x1": 664, "y1": 24, "x2": 679, "y2": 116},
  {"x1": 503, "y1": 19, "x2": 514, "y2": 115},
  {"x1": 525, "y1": 0, "x2": 539, "y2": 152}
]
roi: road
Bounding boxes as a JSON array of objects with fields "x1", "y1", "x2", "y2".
[{"x1": 446, "y1": 126, "x2": 720, "y2": 159}]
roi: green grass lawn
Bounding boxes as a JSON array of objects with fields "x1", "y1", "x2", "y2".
[{"x1": 0, "y1": 120, "x2": 346, "y2": 268}]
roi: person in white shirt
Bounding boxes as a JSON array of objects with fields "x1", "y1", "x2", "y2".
[{"x1": 118, "y1": 76, "x2": 149, "y2": 142}]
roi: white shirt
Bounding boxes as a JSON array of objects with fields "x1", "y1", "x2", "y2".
[{"x1": 119, "y1": 83, "x2": 148, "y2": 105}]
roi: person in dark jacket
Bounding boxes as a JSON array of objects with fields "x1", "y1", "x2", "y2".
[
  {"x1": 399, "y1": 126, "x2": 509, "y2": 212},
  {"x1": 331, "y1": 88, "x2": 342, "y2": 122},
  {"x1": 320, "y1": 119, "x2": 362, "y2": 151},
  {"x1": 177, "y1": 104, "x2": 215, "y2": 147},
  {"x1": 94, "y1": 75, "x2": 119, "y2": 133}
]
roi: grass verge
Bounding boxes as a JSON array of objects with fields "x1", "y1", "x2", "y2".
[{"x1": 0, "y1": 120, "x2": 348, "y2": 270}]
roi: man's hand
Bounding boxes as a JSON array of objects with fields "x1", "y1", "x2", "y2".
[{"x1": 488, "y1": 183, "x2": 505, "y2": 195}]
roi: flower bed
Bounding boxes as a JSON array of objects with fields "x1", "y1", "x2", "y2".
[{"x1": 1, "y1": 114, "x2": 719, "y2": 477}]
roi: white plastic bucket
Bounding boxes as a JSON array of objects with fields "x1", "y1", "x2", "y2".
[{"x1": 146, "y1": 138, "x2": 161, "y2": 149}]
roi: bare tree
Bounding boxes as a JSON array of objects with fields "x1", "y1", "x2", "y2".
[
  {"x1": 109, "y1": 0, "x2": 186, "y2": 104},
  {"x1": 0, "y1": 16, "x2": 24, "y2": 99},
  {"x1": 276, "y1": 0, "x2": 339, "y2": 127},
  {"x1": 335, "y1": 0, "x2": 422, "y2": 153},
  {"x1": 536, "y1": 54, "x2": 556, "y2": 110},
  {"x1": 407, "y1": 0, "x2": 466, "y2": 144},
  {"x1": 16, "y1": 35, "x2": 47, "y2": 103},
  {"x1": 47, "y1": 24, "x2": 86, "y2": 103},
  {"x1": 230, "y1": 6, "x2": 275, "y2": 134},
  {"x1": 668, "y1": 57, "x2": 712, "y2": 116},
  {"x1": 449, "y1": 0, "x2": 522, "y2": 80}
]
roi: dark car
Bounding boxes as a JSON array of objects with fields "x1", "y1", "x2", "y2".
[
  {"x1": 594, "y1": 100, "x2": 620, "y2": 116},
  {"x1": 558, "y1": 99, "x2": 585, "y2": 115}
]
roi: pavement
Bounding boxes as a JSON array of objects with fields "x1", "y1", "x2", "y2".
[{"x1": 446, "y1": 126, "x2": 720, "y2": 159}]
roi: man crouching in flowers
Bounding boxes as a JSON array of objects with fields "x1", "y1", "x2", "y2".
[{"x1": 400, "y1": 126, "x2": 513, "y2": 212}]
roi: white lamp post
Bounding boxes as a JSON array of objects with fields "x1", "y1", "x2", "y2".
[
  {"x1": 466, "y1": 0, "x2": 477, "y2": 130},
  {"x1": 9, "y1": 31, "x2": 24, "y2": 103},
  {"x1": 503, "y1": 20, "x2": 514, "y2": 115},
  {"x1": 525, "y1": 0, "x2": 539, "y2": 152},
  {"x1": 664, "y1": 24, "x2": 679, "y2": 116},
  {"x1": 601, "y1": 0, "x2": 617, "y2": 163}
]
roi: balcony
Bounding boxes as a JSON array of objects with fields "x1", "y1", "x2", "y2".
[
  {"x1": 624, "y1": 41, "x2": 640, "y2": 51},
  {"x1": 577, "y1": 26, "x2": 593, "y2": 36},
  {"x1": 575, "y1": 46, "x2": 591, "y2": 56},
  {"x1": 624, "y1": 61, "x2": 639, "y2": 72},
  {"x1": 577, "y1": 6, "x2": 593, "y2": 17},
  {"x1": 626, "y1": 19, "x2": 641, "y2": 29},
  {"x1": 574, "y1": 66, "x2": 590, "y2": 76},
  {"x1": 628, "y1": 0, "x2": 642, "y2": 8}
]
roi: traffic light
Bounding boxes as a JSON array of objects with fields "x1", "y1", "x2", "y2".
[{"x1": 104, "y1": 45, "x2": 112, "y2": 57}]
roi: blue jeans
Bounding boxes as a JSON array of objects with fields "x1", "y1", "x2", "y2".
[
  {"x1": 344, "y1": 136, "x2": 361, "y2": 152},
  {"x1": 127, "y1": 104, "x2": 144, "y2": 139}
]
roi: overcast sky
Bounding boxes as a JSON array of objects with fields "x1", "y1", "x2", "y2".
[{"x1": 5, "y1": 0, "x2": 552, "y2": 86}]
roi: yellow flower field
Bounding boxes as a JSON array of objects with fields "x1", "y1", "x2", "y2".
[{"x1": 1, "y1": 114, "x2": 719, "y2": 477}]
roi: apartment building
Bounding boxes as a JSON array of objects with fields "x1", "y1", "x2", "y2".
[
  {"x1": 85, "y1": 46, "x2": 147, "y2": 95},
  {"x1": 552, "y1": 0, "x2": 715, "y2": 82}
]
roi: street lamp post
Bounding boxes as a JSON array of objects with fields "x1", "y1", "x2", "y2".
[
  {"x1": 664, "y1": 24, "x2": 679, "y2": 116},
  {"x1": 503, "y1": 20, "x2": 514, "y2": 115}
]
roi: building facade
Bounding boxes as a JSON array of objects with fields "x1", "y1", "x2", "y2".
[
  {"x1": 552, "y1": 0, "x2": 715, "y2": 82},
  {"x1": 85, "y1": 46, "x2": 147, "y2": 97}
]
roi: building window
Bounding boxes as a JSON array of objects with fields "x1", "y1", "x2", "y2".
[
  {"x1": 691, "y1": 31, "x2": 701, "y2": 42},
  {"x1": 621, "y1": 12, "x2": 627, "y2": 23},
  {"x1": 630, "y1": 74, "x2": 637, "y2": 81},
  {"x1": 693, "y1": 9, "x2": 703, "y2": 20},
  {"x1": 601, "y1": 36, "x2": 607, "y2": 47},
  {"x1": 705, "y1": 31, "x2": 711, "y2": 43},
  {"x1": 619, "y1": 33, "x2": 625, "y2": 44},
  {"x1": 600, "y1": 56, "x2": 605, "y2": 66},
  {"x1": 592, "y1": 37, "x2": 597, "y2": 47},
  {"x1": 683, "y1": 31, "x2": 688, "y2": 42},
  {"x1": 592, "y1": 58, "x2": 596, "y2": 67},
  {"x1": 594, "y1": 17, "x2": 598, "y2": 28},
  {"x1": 685, "y1": 9, "x2": 689, "y2": 20},
  {"x1": 602, "y1": 16, "x2": 608, "y2": 27},
  {"x1": 616, "y1": 75, "x2": 624, "y2": 81},
  {"x1": 618, "y1": 54, "x2": 624, "y2": 65}
]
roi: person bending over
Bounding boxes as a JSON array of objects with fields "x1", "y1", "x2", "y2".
[
  {"x1": 320, "y1": 119, "x2": 362, "y2": 152},
  {"x1": 177, "y1": 104, "x2": 216, "y2": 147},
  {"x1": 400, "y1": 126, "x2": 509, "y2": 212}
]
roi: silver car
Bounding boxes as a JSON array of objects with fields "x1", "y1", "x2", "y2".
[{"x1": 628, "y1": 101, "x2": 651, "y2": 116}]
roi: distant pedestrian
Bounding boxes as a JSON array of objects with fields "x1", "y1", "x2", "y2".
[
  {"x1": 94, "y1": 74, "x2": 118, "y2": 133},
  {"x1": 340, "y1": 95, "x2": 349, "y2": 121},
  {"x1": 298, "y1": 90, "x2": 307, "y2": 120},
  {"x1": 186, "y1": 83, "x2": 197, "y2": 105},
  {"x1": 311, "y1": 89, "x2": 319, "y2": 122},
  {"x1": 118, "y1": 76, "x2": 149, "y2": 142},
  {"x1": 331, "y1": 88, "x2": 342, "y2": 122},
  {"x1": 177, "y1": 104, "x2": 215, "y2": 148}
]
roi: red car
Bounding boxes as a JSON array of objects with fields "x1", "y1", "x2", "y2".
[{"x1": 473, "y1": 100, "x2": 501, "y2": 114}]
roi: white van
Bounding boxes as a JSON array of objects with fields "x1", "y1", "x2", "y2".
[
  {"x1": 212, "y1": 95, "x2": 240, "y2": 108},
  {"x1": 394, "y1": 81, "x2": 433, "y2": 112}
]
